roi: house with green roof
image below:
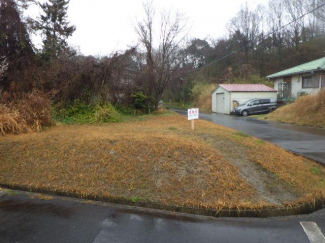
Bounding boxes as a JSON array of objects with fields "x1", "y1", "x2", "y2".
[{"x1": 266, "y1": 57, "x2": 325, "y2": 99}]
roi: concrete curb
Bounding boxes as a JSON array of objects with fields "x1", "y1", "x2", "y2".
[{"x1": 1, "y1": 183, "x2": 325, "y2": 218}]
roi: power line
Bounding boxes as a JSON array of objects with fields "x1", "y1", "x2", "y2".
[{"x1": 196, "y1": 1, "x2": 325, "y2": 71}]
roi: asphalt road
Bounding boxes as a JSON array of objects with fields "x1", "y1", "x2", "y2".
[
  {"x1": 174, "y1": 109, "x2": 325, "y2": 165},
  {"x1": 1, "y1": 191, "x2": 325, "y2": 243}
]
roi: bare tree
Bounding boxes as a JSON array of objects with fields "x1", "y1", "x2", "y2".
[
  {"x1": 228, "y1": 3, "x2": 262, "y2": 62},
  {"x1": 311, "y1": 0, "x2": 325, "y2": 35},
  {"x1": 268, "y1": 0, "x2": 287, "y2": 66},
  {"x1": 135, "y1": 1, "x2": 189, "y2": 109},
  {"x1": 283, "y1": 0, "x2": 306, "y2": 48}
]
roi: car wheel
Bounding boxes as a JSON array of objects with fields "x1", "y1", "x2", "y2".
[{"x1": 242, "y1": 110, "x2": 249, "y2": 116}]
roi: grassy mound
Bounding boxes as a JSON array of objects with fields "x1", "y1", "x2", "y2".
[
  {"x1": 268, "y1": 89, "x2": 325, "y2": 128},
  {"x1": 0, "y1": 115, "x2": 324, "y2": 210}
]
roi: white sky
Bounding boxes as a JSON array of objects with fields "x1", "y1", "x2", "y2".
[{"x1": 27, "y1": 0, "x2": 269, "y2": 56}]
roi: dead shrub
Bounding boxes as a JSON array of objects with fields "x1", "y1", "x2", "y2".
[
  {"x1": 0, "y1": 90, "x2": 52, "y2": 135},
  {"x1": 16, "y1": 91, "x2": 52, "y2": 131},
  {"x1": 0, "y1": 105, "x2": 30, "y2": 135}
]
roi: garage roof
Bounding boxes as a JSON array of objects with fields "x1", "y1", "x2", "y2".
[{"x1": 218, "y1": 84, "x2": 277, "y2": 92}]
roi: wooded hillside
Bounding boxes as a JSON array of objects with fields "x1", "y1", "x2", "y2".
[{"x1": 164, "y1": 0, "x2": 325, "y2": 102}]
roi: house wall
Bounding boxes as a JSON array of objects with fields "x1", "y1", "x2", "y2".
[
  {"x1": 273, "y1": 74, "x2": 323, "y2": 97},
  {"x1": 273, "y1": 78, "x2": 283, "y2": 93},
  {"x1": 291, "y1": 75, "x2": 301, "y2": 96},
  {"x1": 212, "y1": 88, "x2": 277, "y2": 114}
]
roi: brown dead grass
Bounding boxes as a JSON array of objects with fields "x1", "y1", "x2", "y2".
[
  {"x1": 268, "y1": 89, "x2": 325, "y2": 128},
  {"x1": 241, "y1": 137, "x2": 325, "y2": 203},
  {"x1": 0, "y1": 114, "x2": 324, "y2": 210},
  {"x1": 192, "y1": 121, "x2": 325, "y2": 199}
]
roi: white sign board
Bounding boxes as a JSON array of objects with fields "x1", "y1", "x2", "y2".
[{"x1": 188, "y1": 108, "x2": 199, "y2": 121}]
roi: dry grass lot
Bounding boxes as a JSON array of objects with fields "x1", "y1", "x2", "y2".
[{"x1": 0, "y1": 113, "x2": 325, "y2": 210}]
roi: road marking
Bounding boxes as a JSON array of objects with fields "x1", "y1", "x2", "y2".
[{"x1": 300, "y1": 222, "x2": 325, "y2": 243}]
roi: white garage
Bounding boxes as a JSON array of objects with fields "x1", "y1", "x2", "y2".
[{"x1": 211, "y1": 84, "x2": 278, "y2": 114}]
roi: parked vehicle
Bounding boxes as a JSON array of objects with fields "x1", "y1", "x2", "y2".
[{"x1": 233, "y1": 98, "x2": 277, "y2": 116}]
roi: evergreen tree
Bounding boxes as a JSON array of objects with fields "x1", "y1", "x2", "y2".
[
  {"x1": 36, "y1": 0, "x2": 75, "y2": 59},
  {"x1": 0, "y1": 0, "x2": 33, "y2": 61},
  {"x1": 0, "y1": 0, "x2": 34, "y2": 89}
]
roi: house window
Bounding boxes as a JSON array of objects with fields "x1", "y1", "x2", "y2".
[
  {"x1": 321, "y1": 75, "x2": 325, "y2": 88},
  {"x1": 302, "y1": 75, "x2": 319, "y2": 88}
]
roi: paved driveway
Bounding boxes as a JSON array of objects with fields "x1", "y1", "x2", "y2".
[{"x1": 174, "y1": 109, "x2": 325, "y2": 165}]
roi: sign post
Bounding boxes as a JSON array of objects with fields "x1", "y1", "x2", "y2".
[{"x1": 187, "y1": 108, "x2": 199, "y2": 130}]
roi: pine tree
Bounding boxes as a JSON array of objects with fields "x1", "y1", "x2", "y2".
[{"x1": 36, "y1": 0, "x2": 75, "y2": 59}]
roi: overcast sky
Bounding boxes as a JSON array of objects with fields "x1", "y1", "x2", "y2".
[{"x1": 27, "y1": 0, "x2": 269, "y2": 56}]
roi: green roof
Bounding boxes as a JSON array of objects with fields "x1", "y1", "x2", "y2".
[{"x1": 266, "y1": 57, "x2": 325, "y2": 79}]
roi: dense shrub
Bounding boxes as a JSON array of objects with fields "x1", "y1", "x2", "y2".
[
  {"x1": 53, "y1": 100, "x2": 120, "y2": 124},
  {"x1": 115, "y1": 105, "x2": 138, "y2": 116},
  {"x1": 131, "y1": 92, "x2": 155, "y2": 113}
]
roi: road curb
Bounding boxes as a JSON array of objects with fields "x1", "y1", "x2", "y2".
[{"x1": 1, "y1": 183, "x2": 325, "y2": 218}]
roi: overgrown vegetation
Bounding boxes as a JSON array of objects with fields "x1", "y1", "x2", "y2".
[
  {"x1": 52, "y1": 101, "x2": 121, "y2": 124},
  {"x1": 267, "y1": 89, "x2": 325, "y2": 128},
  {"x1": 191, "y1": 83, "x2": 216, "y2": 111}
]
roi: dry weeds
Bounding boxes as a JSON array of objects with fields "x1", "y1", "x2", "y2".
[
  {"x1": 0, "y1": 114, "x2": 324, "y2": 210},
  {"x1": 268, "y1": 89, "x2": 325, "y2": 128},
  {"x1": 192, "y1": 83, "x2": 216, "y2": 111},
  {"x1": 0, "y1": 91, "x2": 52, "y2": 135},
  {"x1": 0, "y1": 105, "x2": 31, "y2": 135}
]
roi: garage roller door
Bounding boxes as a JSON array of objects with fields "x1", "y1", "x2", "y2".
[{"x1": 216, "y1": 93, "x2": 224, "y2": 113}]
